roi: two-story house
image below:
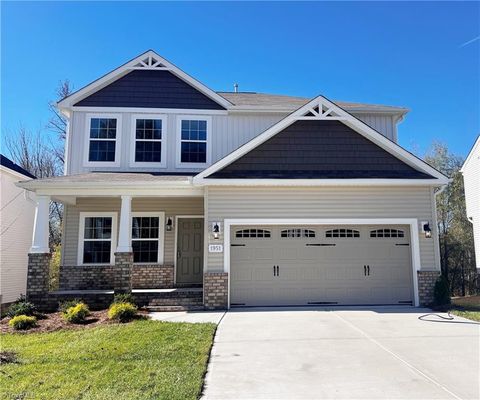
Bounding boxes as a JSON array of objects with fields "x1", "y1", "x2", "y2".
[{"x1": 18, "y1": 50, "x2": 449, "y2": 310}]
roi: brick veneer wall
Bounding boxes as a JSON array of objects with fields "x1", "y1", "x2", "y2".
[
  {"x1": 131, "y1": 264, "x2": 174, "y2": 289},
  {"x1": 204, "y1": 272, "x2": 228, "y2": 310},
  {"x1": 417, "y1": 270, "x2": 441, "y2": 306},
  {"x1": 26, "y1": 253, "x2": 51, "y2": 301},
  {"x1": 59, "y1": 265, "x2": 114, "y2": 290},
  {"x1": 114, "y1": 252, "x2": 133, "y2": 293}
]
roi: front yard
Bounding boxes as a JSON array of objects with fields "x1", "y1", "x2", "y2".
[
  {"x1": 0, "y1": 319, "x2": 216, "y2": 400},
  {"x1": 450, "y1": 295, "x2": 480, "y2": 322}
]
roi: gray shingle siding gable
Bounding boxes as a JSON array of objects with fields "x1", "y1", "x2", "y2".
[
  {"x1": 74, "y1": 70, "x2": 226, "y2": 110},
  {"x1": 208, "y1": 120, "x2": 434, "y2": 179}
]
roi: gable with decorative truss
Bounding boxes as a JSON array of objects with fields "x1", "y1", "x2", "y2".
[
  {"x1": 195, "y1": 95, "x2": 448, "y2": 183},
  {"x1": 59, "y1": 50, "x2": 231, "y2": 110}
]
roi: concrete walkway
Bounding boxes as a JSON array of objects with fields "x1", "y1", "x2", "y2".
[{"x1": 202, "y1": 307, "x2": 479, "y2": 399}]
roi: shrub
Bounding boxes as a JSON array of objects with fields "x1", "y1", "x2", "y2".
[
  {"x1": 113, "y1": 293, "x2": 136, "y2": 305},
  {"x1": 7, "y1": 296, "x2": 36, "y2": 318},
  {"x1": 58, "y1": 299, "x2": 82, "y2": 314},
  {"x1": 9, "y1": 315, "x2": 37, "y2": 330},
  {"x1": 63, "y1": 303, "x2": 90, "y2": 324},
  {"x1": 108, "y1": 302, "x2": 137, "y2": 323},
  {"x1": 433, "y1": 275, "x2": 451, "y2": 306}
]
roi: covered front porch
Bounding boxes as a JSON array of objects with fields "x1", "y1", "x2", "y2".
[{"x1": 18, "y1": 173, "x2": 219, "y2": 311}]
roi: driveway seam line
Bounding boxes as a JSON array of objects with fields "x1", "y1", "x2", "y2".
[{"x1": 332, "y1": 312, "x2": 463, "y2": 400}]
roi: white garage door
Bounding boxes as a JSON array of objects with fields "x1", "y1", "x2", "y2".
[{"x1": 230, "y1": 225, "x2": 413, "y2": 306}]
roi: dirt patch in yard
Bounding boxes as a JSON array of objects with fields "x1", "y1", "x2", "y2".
[{"x1": 0, "y1": 310, "x2": 149, "y2": 334}]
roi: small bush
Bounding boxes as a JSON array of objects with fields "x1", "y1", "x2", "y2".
[
  {"x1": 9, "y1": 315, "x2": 37, "y2": 330},
  {"x1": 113, "y1": 293, "x2": 136, "y2": 305},
  {"x1": 433, "y1": 275, "x2": 451, "y2": 306},
  {"x1": 7, "y1": 296, "x2": 36, "y2": 318},
  {"x1": 108, "y1": 302, "x2": 137, "y2": 323},
  {"x1": 58, "y1": 299, "x2": 82, "y2": 314},
  {"x1": 63, "y1": 303, "x2": 90, "y2": 324}
]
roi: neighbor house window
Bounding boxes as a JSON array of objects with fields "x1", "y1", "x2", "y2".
[
  {"x1": 78, "y1": 213, "x2": 117, "y2": 265},
  {"x1": 177, "y1": 116, "x2": 211, "y2": 166},
  {"x1": 131, "y1": 213, "x2": 165, "y2": 263},
  {"x1": 85, "y1": 114, "x2": 121, "y2": 166},
  {"x1": 131, "y1": 115, "x2": 166, "y2": 166}
]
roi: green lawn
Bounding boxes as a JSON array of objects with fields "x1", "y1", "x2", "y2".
[
  {"x1": 450, "y1": 296, "x2": 480, "y2": 322},
  {"x1": 0, "y1": 319, "x2": 216, "y2": 400}
]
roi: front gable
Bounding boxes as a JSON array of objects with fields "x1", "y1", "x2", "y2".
[
  {"x1": 208, "y1": 119, "x2": 432, "y2": 179},
  {"x1": 74, "y1": 69, "x2": 225, "y2": 110},
  {"x1": 58, "y1": 50, "x2": 231, "y2": 111},
  {"x1": 195, "y1": 95, "x2": 448, "y2": 185}
]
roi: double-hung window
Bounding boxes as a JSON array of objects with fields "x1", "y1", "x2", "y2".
[
  {"x1": 78, "y1": 213, "x2": 117, "y2": 265},
  {"x1": 177, "y1": 116, "x2": 211, "y2": 167},
  {"x1": 85, "y1": 114, "x2": 121, "y2": 166},
  {"x1": 131, "y1": 213, "x2": 165, "y2": 263},
  {"x1": 131, "y1": 115, "x2": 166, "y2": 167}
]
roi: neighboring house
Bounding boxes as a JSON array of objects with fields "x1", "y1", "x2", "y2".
[
  {"x1": 461, "y1": 136, "x2": 480, "y2": 271},
  {"x1": 17, "y1": 50, "x2": 449, "y2": 311},
  {"x1": 0, "y1": 154, "x2": 36, "y2": 311}
]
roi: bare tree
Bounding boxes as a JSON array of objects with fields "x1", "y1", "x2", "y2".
[
  {"x1": 47, "y1": 80, "x2": 74, "y2": 164},
  {"x1": 5, "y1": 128, "x2": 63, "y2": 247}
]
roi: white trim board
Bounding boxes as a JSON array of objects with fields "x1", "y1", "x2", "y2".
[
  {"x1": 58, "y1": 50, "x2": 232, "y2": 111},
  {"x1": 194, "y1": 95, "x2": 449, "y2": 185},
  {"x1": 222, "y1": 218, "x2": 424, "y2": 308}
]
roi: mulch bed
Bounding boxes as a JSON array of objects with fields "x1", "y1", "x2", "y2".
[{"x1": 0, "y1": 310, "x2": 149, "y2": 334}]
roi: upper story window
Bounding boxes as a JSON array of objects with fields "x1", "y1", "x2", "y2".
[
  {"x1": 131, "y1": 115, "x2": 166, "y2": 167},
  {"x1": 84, "y1": 114, "x2": 121, "y2": 167},
  {"x1": 176, "y1": 116, "x2": 211, "y2": 168}
]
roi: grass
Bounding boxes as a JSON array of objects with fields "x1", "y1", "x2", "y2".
[
  {"x1": 449, "y1": 295, "x2": 480, "y2": 322},
  {"x1": 0, "y1": 319, "x2": 216, "y2": 400}
]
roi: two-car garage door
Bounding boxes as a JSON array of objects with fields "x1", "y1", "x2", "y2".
[{"x1": 230, "y1": 225, "x2": 413, "y2": 306}]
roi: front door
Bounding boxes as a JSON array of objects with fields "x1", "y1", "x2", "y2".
[{"x1": 176, "y1": 218, "x2": 204, "y2": 284}]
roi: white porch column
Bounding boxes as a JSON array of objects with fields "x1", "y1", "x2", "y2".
[
  {"x1": 30, "y1": 195, "x2": 50, "y2": 253},
  {"x1": 116, "y1": 195, "x2": 132, "y2": 252}
]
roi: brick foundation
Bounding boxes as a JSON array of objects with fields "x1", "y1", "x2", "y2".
[
  {"x1": 114, "y1": 252, "x2": 133, "y2": 293},
  {"x1": 132, "y1": 264, "x2": 174, "y2": 289},
  {"x1": 59, "y1": 265, "x2": 114, "y2": 290},
  {"x1": 204, "y1": 272, "x2": 228, "y2": 310},
  {"x1": 417, "y1": 270, "x2": 441, "y2": 306}
]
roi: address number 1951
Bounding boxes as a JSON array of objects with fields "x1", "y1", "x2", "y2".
[{"x1": 208, "y1": 244, "x2": 223, "y2": 253}]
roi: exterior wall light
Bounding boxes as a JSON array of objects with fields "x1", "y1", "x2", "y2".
[
  {"x1": 166, "y1": 217, "x2": 173, "y2": 231},
  {"x1": 422, "y1": 221, "x2": 432, "y2": 238},
  {"x1": 212, "y1": 222, "x2": 221, "y2": 240}
]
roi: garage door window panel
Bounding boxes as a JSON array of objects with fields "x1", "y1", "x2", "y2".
[
  {"x1": 281, "y1": 229, "x2": 316, "y2": 238},
  {"x1": 235, "y1": 229, "x2": 271, "y2": 238},
  {"x1": 325, "y1": 229, "x2": 360, "y2": 238},
  {"x1": 370, "y1": 229, "x2": 405, "y2": 238}
]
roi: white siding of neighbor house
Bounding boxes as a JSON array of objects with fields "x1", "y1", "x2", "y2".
[
  {"x1": 462, "y1": 140, "x2": 480, "y2": 270},
  {"x1": 62, "y1": 196, "x2": 204, "y2": 266},
  {"x1": 0, "y1": 168, "x2": 36, "y2": 305},
  {"x1": 205, "y1": 186, "x2": 439, "y2": 273},
  {"x1": 66, "y1": 110, "x2": 399, "y2": 175}
]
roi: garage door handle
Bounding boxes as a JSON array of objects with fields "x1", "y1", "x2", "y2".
[
  {"x1": 364, "y1": 265, "x2": 367, "y2": 276},
  {"x1": 273, "y1": 265, "x2": 276, "y2": 276},
  {"x1": 367, "y1": 265, "x2": 370, "y2": 276},
  {"x1": 276, "y1": 265, "x2": 279, "y2": 277}
]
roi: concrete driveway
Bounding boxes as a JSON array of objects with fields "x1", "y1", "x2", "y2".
[{"x1": 202, "y1": 307, "x2": 479, "y2": 399}]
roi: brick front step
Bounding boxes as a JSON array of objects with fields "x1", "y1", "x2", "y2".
[
  {"x1": 145, "y1": 305, "x2": 205, "y2": 312},
  {"x1": 133, "y1": 287, "x2": 203, "y2": 308}
]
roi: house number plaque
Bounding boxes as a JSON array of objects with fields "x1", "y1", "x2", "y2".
[{"x1": 208, "y1": 244, "x2": 223, "y2": 253}]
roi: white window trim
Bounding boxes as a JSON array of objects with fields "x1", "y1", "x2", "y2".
[
  {"x1": 129, "y1": 114, "x2": 167, "y2": 168},
  {"x1": 131, "y1": 212, "x2": 165, "y2": 264},
  {"x1": 175, "y1": 115, "x2": 212, "y2": 169},
  {"x1": 83, "y1": 113, "x2": 122, "y2": 168},
  {"x1": 77, "y1": 212, "x2": 118, "y2": 265}
]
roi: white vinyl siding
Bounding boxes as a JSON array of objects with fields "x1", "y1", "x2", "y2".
[
  {"x1": 205, "y1": 186, "x2": 439, "y2": 272},
  {"x1": 0, "y1": 168, "x2": 36, "y2": 305},
  {"x1": 62, "y1": 197, "x2": 203, "y2": 266}
]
